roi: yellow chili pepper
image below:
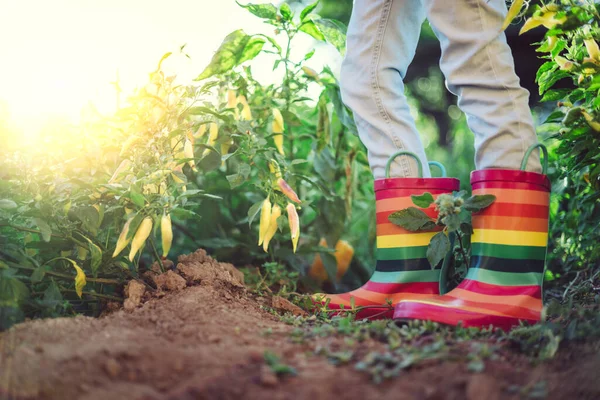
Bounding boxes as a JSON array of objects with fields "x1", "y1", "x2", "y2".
[
  {"x1": 227, "y1": 89, "x2": 237, "y2": 109},
  {"x1": 128, "y1": 217, "x2": 153, "y2": 261},
  {"x1": 501, "y1": 0, "x2": 524, "y2": 31},
  {"x1": 161, "y1": 213, "x2": 173, "y2": 258},
  {"x1": 262, "y1": 204, "x2": 281, "y2": 252},
  {"x1": 272, "y1": 109, "x2": 285, "y2": 155},
  {"x1": 301, "y1": 66, "x2": 319, "y2": 80},
  {"x1": 276, "y1": 178, "x2": 301, "y2": 204},
  {"x1": 585, "y1": 38, "x2": 600, "y2": 61},
  {"x1": 269, "y1": 160, "x2": 283, "y2": 179},
  {"x1": 195, "y1": 124, "x2": 207, "y2": 139},
  {"x1": 183, "y1": 139, "x2": 197, "y2": 172},
  {"x1": 238, "y1": 95, "x2": 253, "y2": 121},
  {"x1": 286, "y1": 203, "x2": 300, "y2": 253},
  {"x1": 203, "y1": 122, "x2": 219, "y2": 157},
  {"x1": 258, "y1": 198, "x2": 272, "y2": 246},
  {"x1": 112, "y1": 218, "x2": 133, "y2": 258},
  {"x1": 519, "y1": 5, "x2": 566, "y2": 35},
  {"x1": 109, "y1": 159, "x2": 132, "y2": 184}
]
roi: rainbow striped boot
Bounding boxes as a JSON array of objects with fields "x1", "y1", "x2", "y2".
[
  {"x1": 393, "y1": 145, "x2": 550, "y2": 330},
  {"x1": 313, "y1": 152, "x2": 460, "y2": 319}
]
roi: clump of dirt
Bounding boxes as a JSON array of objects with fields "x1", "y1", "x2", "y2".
[{"x1": 1, "y1": 249, "x2": 599, "y2": 400}]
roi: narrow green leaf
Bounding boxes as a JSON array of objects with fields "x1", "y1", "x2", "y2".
[
  {"x1": 247, "y1": 201, "x2": 263, "y2": 227},
  {"x1": 34, "y1": 218, "x2": 52, "y2": 242},
  {"x1": 388, "y1": 207, "x2": 435, "y2": 231},
  {"x1": 320, "y1": 251, "x2": 338, "y2": 282},
  {"x1": 84, "y1": 237, "x2": 103, "y2": 277},
  {"x1": 300, "y1": 0, "x2": 319, "y2": 21},
  {"x1": 411, "y1": 192, "x2": 434, "y2": 208},
  {"x1": 427, "y1": 232, "x2": 450, "y2": 269}
]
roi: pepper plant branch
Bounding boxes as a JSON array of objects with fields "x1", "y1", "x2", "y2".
[{"x1": 10, "y1": 264, "x2": 120, "y2": 284}]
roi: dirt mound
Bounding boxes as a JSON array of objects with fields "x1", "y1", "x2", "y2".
[{"x1": 1, "y1": 250, "x2": 599, "y2": 400}]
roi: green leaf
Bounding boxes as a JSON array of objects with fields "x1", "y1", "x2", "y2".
[
  {"x1": 313, "y1": 148, "x2": 336, "y2": 182},
  {"x1": 31, "y1": 267, "x2": 46, "y2": 283},
  {"x1": 427, "y1": 232, "x2": 450, "y2": 269},
  {"x1": 279, "y1": 3, "x2": 292, "y2": 21},
  {"x1": 316, "y1": 93, "x2": 330, "y2": 151},
  {"x1": 34, "y1": 218, "x2": 52, "y2": 242},
  {"x1": 299, "y1": 21, "x2": 325, "y2": 41},
  {"x1": 540, "y1": 88, "x2": 570, "y2": 103},
  {"x1": 411, "y1": 192, "x2": 434, "y2": 208},
  {"x1": 129, "y1": 187, "x2": 146, "y2": 208},
  {"x1": 195, "y1": 30, "x2": 265, "y2": 80},
  {"x1": 0, "y1": 199, "x2": 17, "y2": 209},
  {"x1": 464, "y1": 195, "x2": 496, "y2": 212},
  {"x1": 460, "y1": 222, "x2": 474, "y2": 235},
  {"x1": 443, "y1": 214, "x2": 461, "y2": 232},
  {"x1": 300, "y1": 0, "x2": 319, "y2": 21},
  {"x1": 227, "y1": 173, "x2": 246, "y2": 189},
  {"x1": 0, "y1": 272, "x2": 30, "y2": 304},
  {"x1": 388, "y1": 207, "x2": 436, "y2": 231},
  {"x1": 247, "y1": 201, "x2": 263, "y2": 227},
  {"x1": 43, "y1": 280, "x2": 63, "y2": 304},
  {"x1": 320, "y1": 251, "x2": 338, "y2": 282},
  {"x1": 314, "y1": 19, "x2": 346, "y2": 55},
  {"x1": 237, "y1": 1, "x2": 278, "y2": 20},
  {"x1": 198, "y1": 147, "x2": 222, "y2": 172},
  {"x1": 84, "y1": 237, "x2": 103, "y2": 277}
]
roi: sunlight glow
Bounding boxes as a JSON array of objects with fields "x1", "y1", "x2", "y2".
[{"x1": 0, "y1": 0, "x2": 339, "y2": 150}]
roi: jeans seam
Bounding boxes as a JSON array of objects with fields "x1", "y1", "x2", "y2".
[
  {"x1": 370, "y1": 0, "x2": 413, "y2": 177},
  {"x1": 475, "y1": 0, "x2": 525, "y2": 163}
]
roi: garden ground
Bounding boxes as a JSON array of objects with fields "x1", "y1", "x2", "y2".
[{"x1": 1, "y1": 249, "x2": 599, "y2": 400}]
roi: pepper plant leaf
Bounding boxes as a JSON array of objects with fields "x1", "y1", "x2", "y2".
[
  {"x1": 463, "y1": 195, "x2": 496, "y2": 212},
  {"x1": 236, "y1": 2, "x2": 277, "y2": 20},
  {"x1": 388, "y1": 207, "x2": 436, "y2": 231},
  {"x1": 427, "y1": 232, "x2": 450, "y2": 269},
  {"x1": 411, "y1": 192, "x2": 434, "y2": 208},
  {"x1": 195, "y1": 30, "x2": 265, "y2": 81}
]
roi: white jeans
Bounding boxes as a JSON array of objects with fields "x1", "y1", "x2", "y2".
[{"x1": 340, "y1": 0, "x2": 542, "y2": 179}]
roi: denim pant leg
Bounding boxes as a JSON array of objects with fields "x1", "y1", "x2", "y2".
[
  {"x1": 421, "y1": 0, "x2": 542, "y2": 172},
  {"x1": 340, "y1": 0, "x2": 430, "y2": 179}
]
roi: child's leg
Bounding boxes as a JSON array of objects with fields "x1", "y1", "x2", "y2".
[
  {"x1": 340, "y1": 0, "x2": 430, "y2": 179},
  {"x1": 421, "y1": 0, "x2": 542, "y2": 172}
]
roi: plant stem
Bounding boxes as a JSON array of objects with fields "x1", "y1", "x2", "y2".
[
  {"x1": 63, "y1": 289, "x2": 124, "y2": 302},
  {"x1": 1, "y1": 223, "x2": 68, "y2": 239},
  {"x1": 149, "y1": 237, "x2": 165, "y2": 273},
  {"x1": 10, "y1": 264, "x2": 120, "y2": 284},
  {"x1": 455, "y1": 232, "x2": 469, "y2": 267}
]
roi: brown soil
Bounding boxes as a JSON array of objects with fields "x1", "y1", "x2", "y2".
[{"x1": 1, "y1": 249, "x2": 599, "y2": 400}]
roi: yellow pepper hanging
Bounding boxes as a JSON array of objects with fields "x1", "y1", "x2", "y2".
[
  {"x1": 262, "y1": 204, "x2": 281, "y2": 252},
  {"x1": 128, "y1": 217, "x2": 153, "y2": 261}
]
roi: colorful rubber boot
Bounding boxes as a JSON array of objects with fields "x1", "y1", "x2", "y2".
[
  {"x1": 313, "y1": 153, "x2": 460, "y2": 319},
  {"x1": 393, "y1": 145, "x2": 550, "y2": 330}
]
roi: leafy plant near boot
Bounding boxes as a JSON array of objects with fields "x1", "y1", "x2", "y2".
[
  {"x1": 387, "y1": 192, "x2": 495, "y2": 270},
  {"x1": 503, "y1": 0, "x2": 600, "y2": 292}
]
